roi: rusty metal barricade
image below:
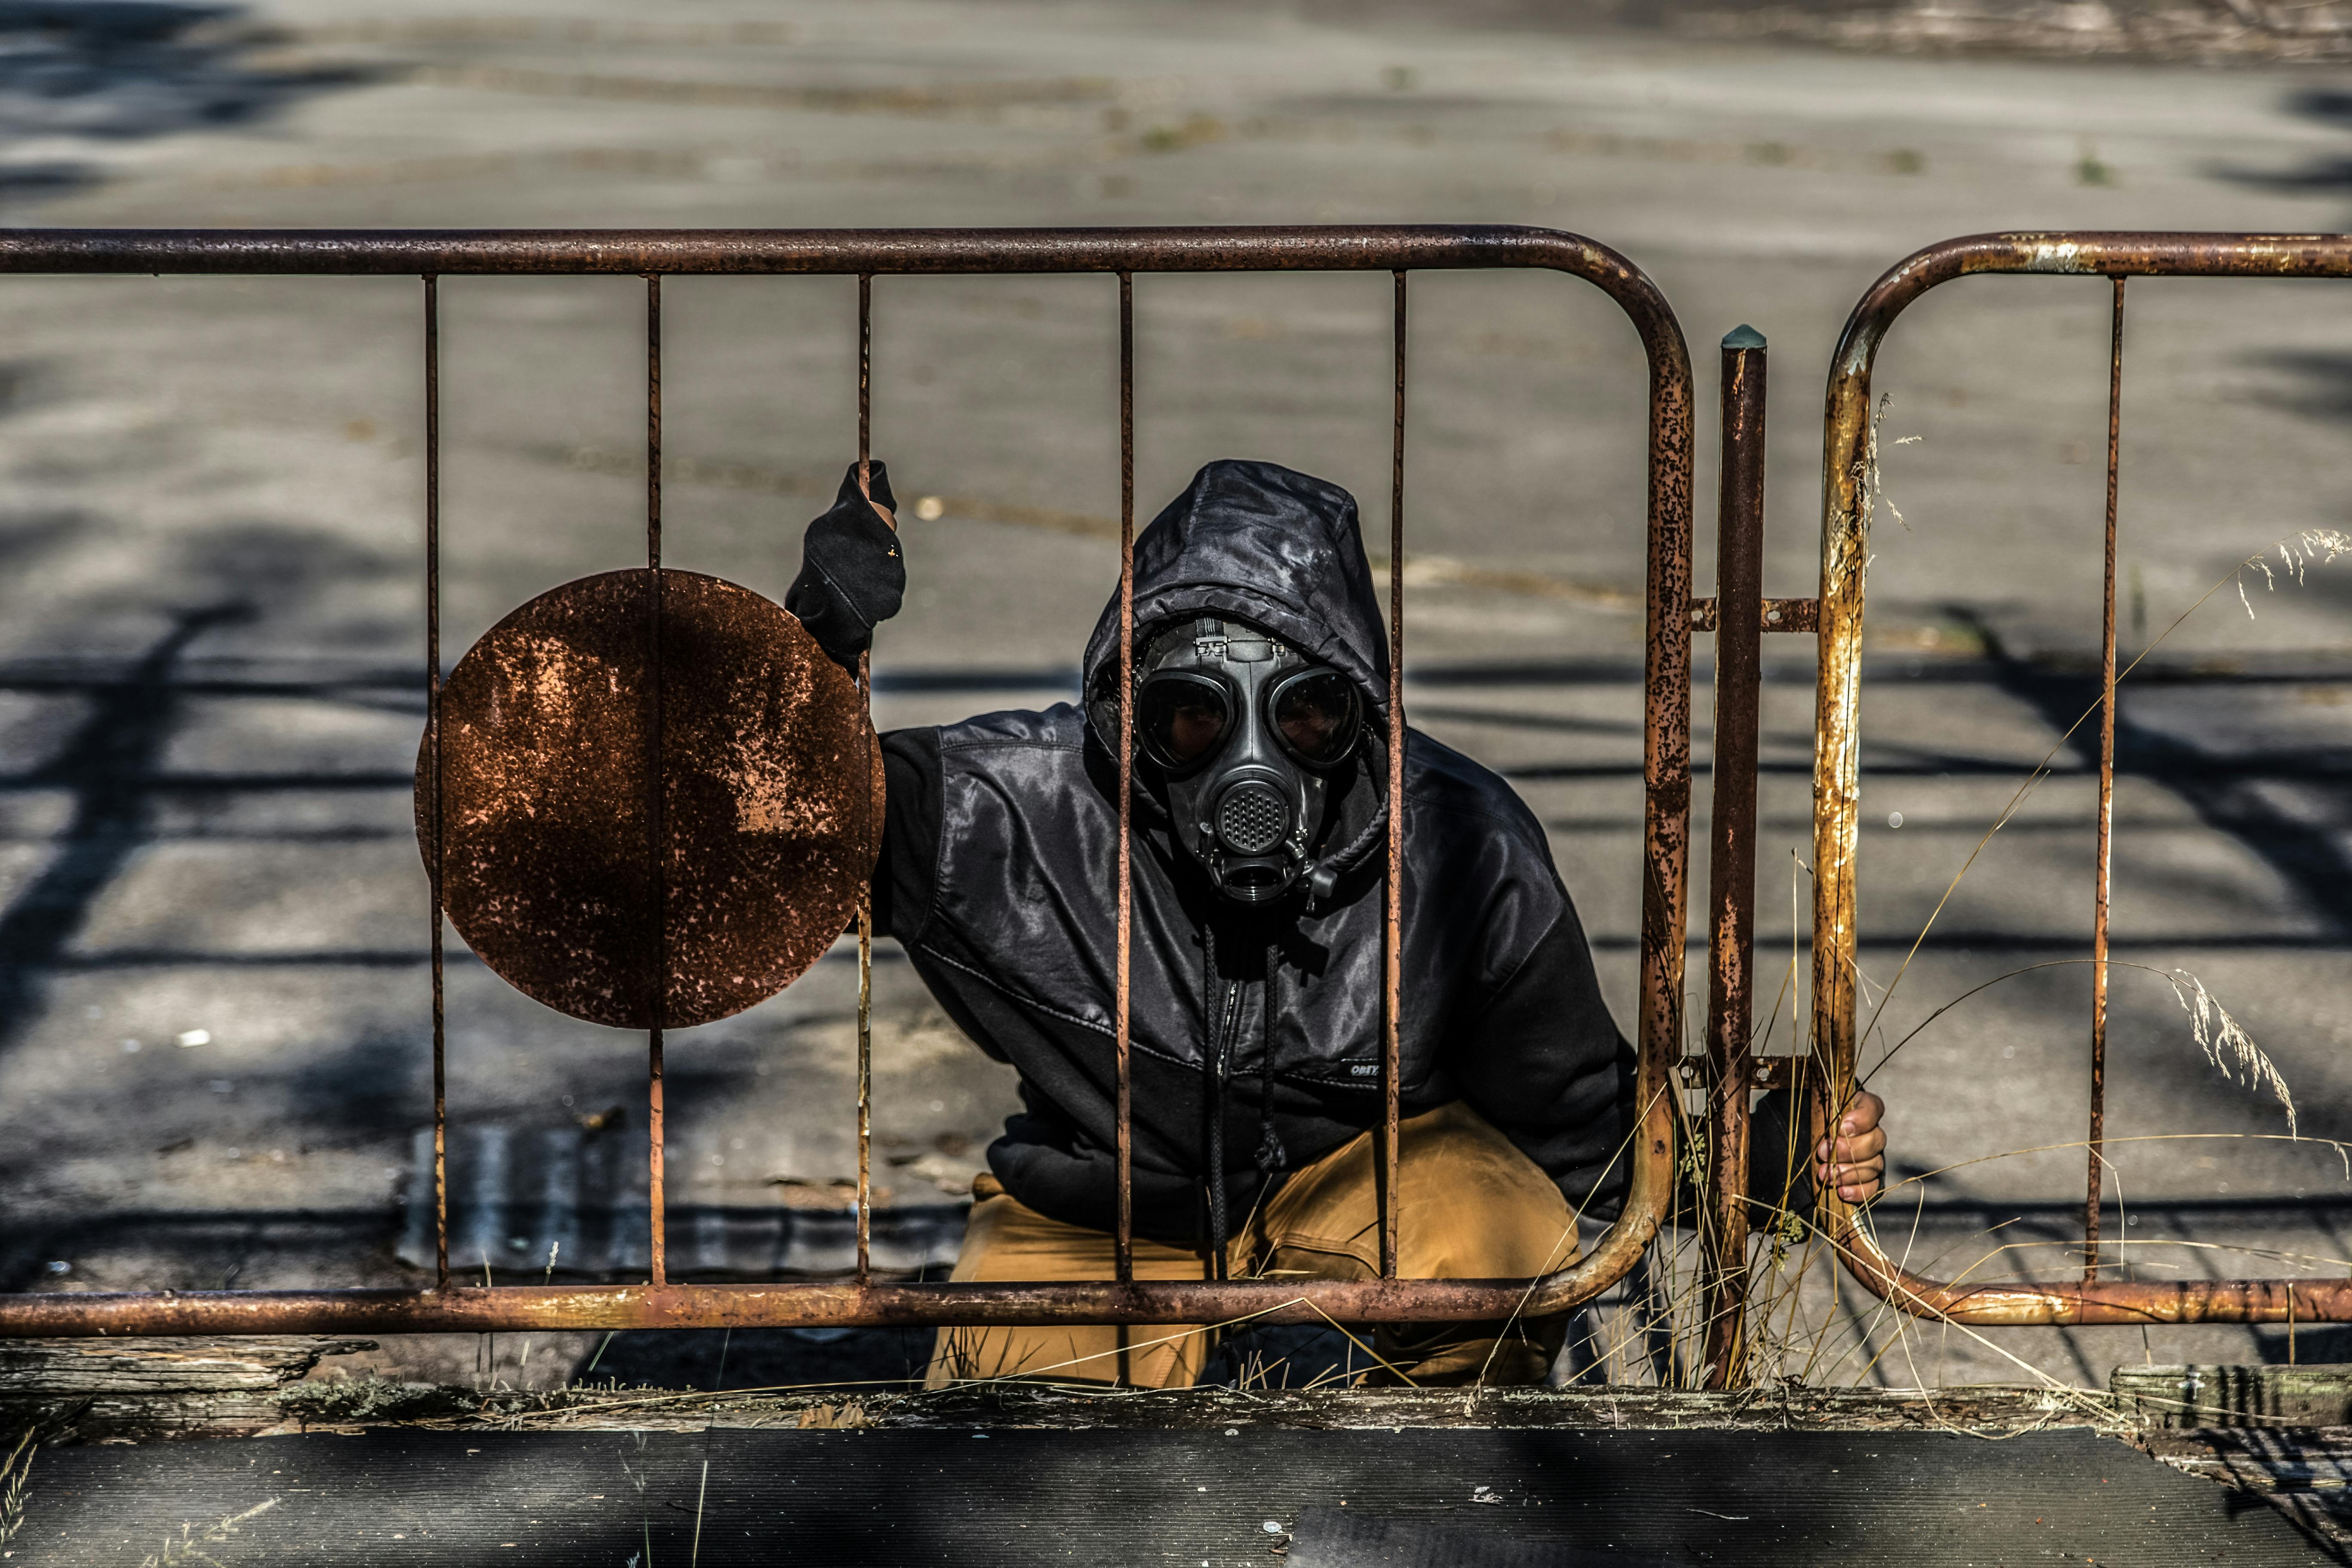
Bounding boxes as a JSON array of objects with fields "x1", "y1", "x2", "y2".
[
  {"x1": 0, "y1": 226, "x2": 1689, "y2": 1340},
  {"x1": 1695, "y1": 233, "x2": 2352, "y2": 1355}
]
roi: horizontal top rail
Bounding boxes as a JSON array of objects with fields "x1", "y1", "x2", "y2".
[
  {"x1": 0, "y1": 223, "x2": 1658, "y2": 286},
  {"x1": 1829, "y1": 230, "x2": 2352, "y2": 377}
]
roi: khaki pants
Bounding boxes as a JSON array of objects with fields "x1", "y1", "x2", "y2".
[{"x1": 926, "y1": 1101, "x2": 1576, "y2": 1389}]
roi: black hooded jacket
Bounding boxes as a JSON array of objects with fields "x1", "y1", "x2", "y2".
[{"x1": 851, "y1": 460, "x2": 1798, "y2": 1247}]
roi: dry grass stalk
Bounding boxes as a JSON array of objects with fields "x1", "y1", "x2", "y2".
[
  {"x1": 0, "y1": 1424, "x2": 32, "y2": 1550},
  {"x1": 2163, "y1": 969, "x2": 2297, "y2": 1135},
  {"x1": 139, "y1": 1498, "x2": 278, "y2": 1568},
  {"x1": 2237, "y1": 528, "x2": 2352, "y2": 617}
]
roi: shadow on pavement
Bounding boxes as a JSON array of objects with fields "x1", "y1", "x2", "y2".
[
  {"x1": 2217, "y1": 89, "x2": 2352, "y2": 196},
  {"x1": 1943, "y1": 603, "x2": 2352, "y2": 941},
  {"x1": 0, "y1": 598, "x2": 254, "y2": 1038},
  {"x1": 0, "y1": 0, "x2": 368, "y2": 203}
]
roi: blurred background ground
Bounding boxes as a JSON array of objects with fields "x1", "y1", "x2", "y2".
[{"x1": 2, "y1": 0, "x2": 2352, "y2": 1393}]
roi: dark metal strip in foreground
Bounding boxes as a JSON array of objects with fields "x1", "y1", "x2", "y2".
[{"x1": 0, "y1": 226, "x2": 1651, "y2": 280}]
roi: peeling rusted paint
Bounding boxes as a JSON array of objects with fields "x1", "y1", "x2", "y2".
[
  {"x1": 2022, "y1": 239, "x2": 2093, "y2": 274},
  {"x1": 422, "y1": 568, "x2": 878, "y2": 1029},
  {"x1": 1702, "y1": 330, "x2": 1767, "y2": 1389}
]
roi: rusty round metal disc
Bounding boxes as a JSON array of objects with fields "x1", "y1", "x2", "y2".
[{"x1": 417, "y1": 568, "x2": 879, "y2": 1029}]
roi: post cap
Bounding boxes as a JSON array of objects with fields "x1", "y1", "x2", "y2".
[{"x1": 1721, "y1": 324, "x2": 1766, "y2": 350}]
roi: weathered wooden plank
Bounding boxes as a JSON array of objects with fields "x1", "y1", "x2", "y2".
[
  {"x1": 2113, "y1": 1364, "x2": 2352, "y2": 1429},
  {"x1": 2143, "y1": 1424, "x2": 2352, "y2": 1488},
  {"x1": 0, "y1": 1391, "x2": 297, "y2": 1445},
  {"x1": 0, "y1": 1336, "x2": 373, "y2": 1395},
  {"x1": 251, "y1": 1380, "x2": 2126, "y2": 1439},
  {"x1": 730, "y1": 1381, "x2": 2125, "y2": 1434},
  {"x1": 0, "y1": 1370, "x2": 2131, "y2": 1446},
  {"x1": 0, "y1": 1337, "x2": 379, "y2": 1446}
]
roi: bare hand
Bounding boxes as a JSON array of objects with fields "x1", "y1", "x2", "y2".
[{"x1": 1815, "y1": 1089, "x2": 1885, "y2": 1204}]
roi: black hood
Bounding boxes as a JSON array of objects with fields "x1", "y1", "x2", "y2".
[{"x1": 1082, "y1": 460, "x2": 1390, "y2": 745}]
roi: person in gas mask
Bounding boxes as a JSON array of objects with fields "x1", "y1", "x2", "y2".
[{"x1": 789, "y1": 456, "x2": 1884, "y2": 1387}]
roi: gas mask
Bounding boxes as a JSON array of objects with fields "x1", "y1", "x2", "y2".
[{"x1": 1121, "y1": 617, "x2": 1364, "y2": 905}]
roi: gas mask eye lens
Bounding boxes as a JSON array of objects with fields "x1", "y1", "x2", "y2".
[
  {"x1": 1137, "y1": 671, "x2": 1232, "y2": 772},
  {"x1": 1269, "y1": 668, "x2": 1360, "y2": 768}
]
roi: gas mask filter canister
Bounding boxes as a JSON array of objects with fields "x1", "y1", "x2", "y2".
[{"x1": 1128, "y1": 618, "x2": 1363, "y2": 904}]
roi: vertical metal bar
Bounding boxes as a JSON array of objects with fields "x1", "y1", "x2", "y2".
[
  {"x1": 858, "y1": 273, "x2": 872, "y2": 473},
  {"x1": 1381, "y1": 271, "x2": 1406, "y2": 1281},
  {"x1": 424, "y1": 274, "x2": 448, "y2": 1293},
  {"x1": 645, "y1": 273, "x2": 667, "y2": 1291},
  {"x1": 1628, "y1": 253, "x2": 1697, "y2": 1323},
  {"x1": 1115, "y1": 271, "x2": 1136, "y2": 1286},
  {"x1": 2086, "y1": 276, "x2": 2125, "y2": 1284},
  {"x1": 1808, "y1": 322, "x2": 1871, "y2": 1249},
  {"x1": 1701, "y1": 326, "x2": 1767, "y2": 1389},
  {"x1": 856, "y1": 897, "x2": 872, "y2": 1284},
  {"x1": 855, "y1": 271, "x2": 875, "y2": 1288}
]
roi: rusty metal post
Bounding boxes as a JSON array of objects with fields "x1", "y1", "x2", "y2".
[
  {"x1": 423, "y1": 274, "x2": 449, "y2": 1293},
  {"x1": 1380, "y1": 270, "x2": 1407, "y2": 1280},
  {"x1": 2085, "y1": 276, "x2": 2125, "y2": 1284},
  {"x1": 1701, "y1": 325, "x2": 1766, "y2": 1389},
  {"x1": 645, "y1": 272, "x2": 667, "y2": 1291},
  {"x1": 1115, "y1": 271, "x2": 1136, "y2": 1287}
]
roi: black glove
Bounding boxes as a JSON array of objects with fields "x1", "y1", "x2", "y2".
[{"x1": 787, "y1": 460, "x2": 904, "y2": 672}]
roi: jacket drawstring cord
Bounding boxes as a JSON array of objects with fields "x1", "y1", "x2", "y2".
[
  {"x1": 1203, "y1": 921, "x2": 1230, "y2": 1280},
  {"x1": 1254, "y1": 938, "x2": 1286, "y2": 1187}
]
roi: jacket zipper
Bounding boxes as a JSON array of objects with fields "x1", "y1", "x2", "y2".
[
  {"x1": 1216, "y1": 977, "x2": 1242, "y2": 1082},
  {"x1": 1204, "y1": 967, "x2": 1246, "y2": 1275}
]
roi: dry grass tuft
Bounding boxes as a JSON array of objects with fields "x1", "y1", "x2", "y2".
[
  {"x1": 0, "y1": 1424, "x2": 32, "y2": 1551},
  {"x1": 139, "y1": 1499, "x2": 278, "y2": 1568},
  {"x1": 2165, "y1": 968, "x2": 2297, "y2": 1136},
  {"x1": 2239, "y1": 528, "x2": 2352, "y2": 617}
]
